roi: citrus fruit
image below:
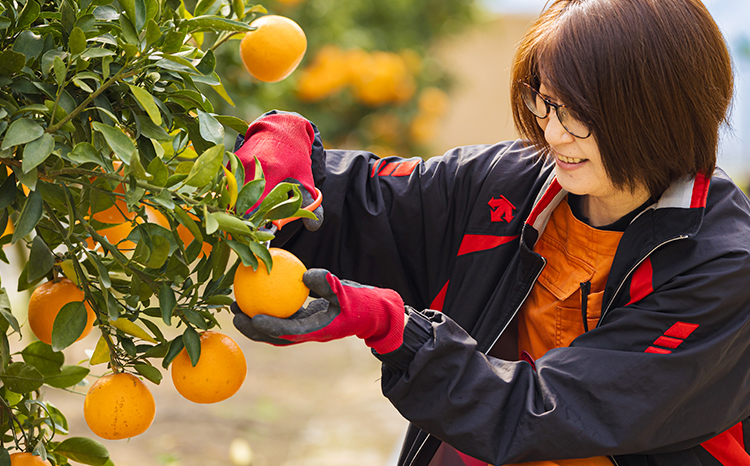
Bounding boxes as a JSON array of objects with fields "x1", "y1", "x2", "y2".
[
  {"x1": 239, "y1": 15, "x2": 307, "y2": 82},
  {"x1": 9, "y1": 452, "x2": 51, "y2": 466},
  {"x1": 145, "y1": 206, "x2": 212, "y2": 257},
  {"x1": 233, "y1": 247, "x2": 309, "y2": 318},
  {"x1": 171, "y1": 331, "x2": 247, "y2": 404},
  {"x1": 83, "y1": 372, "x2": 156, "y2": 440},
  {"x1": 27, "y1": 278, "x2": 96, "y2": 345}
]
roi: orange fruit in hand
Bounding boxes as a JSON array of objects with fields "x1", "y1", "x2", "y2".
[
  {"x1": 239, "y1": 15, "x2": 307, "y2": 82},
  {"x1": 171, "y1": 331, "x2": 247, "y2": 404},
  {"x1": 27, "y1": 278, "x2": 96, "y2": 345},
  {"x1": 83, "y1": 372, "x2": 156, "y2": 440},
  {"x1": 233, "y1": 247, "x2": 309, "y2": 318},
  {"x1": 10, "y1": 452, "x2": 51, "y2": 466}
]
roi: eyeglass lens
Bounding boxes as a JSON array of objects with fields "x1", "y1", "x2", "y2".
[{"x1": 521, "y1": 84, "x2": 590, "y2": 138}]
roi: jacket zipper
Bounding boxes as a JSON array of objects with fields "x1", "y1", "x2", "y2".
[
  {"x1": 580, "y1": 280, "x2": 591, "y2": 332},
  {"x1": 407, "y1": 258, "x2": 548, "y2": 466},
  {"x1": 598, "y1": 235, "x2": 688, "y2": 325}
]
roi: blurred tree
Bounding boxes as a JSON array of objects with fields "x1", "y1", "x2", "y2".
[{"x1": 205, "y1": 0, "x2": 481, "y2": 157}]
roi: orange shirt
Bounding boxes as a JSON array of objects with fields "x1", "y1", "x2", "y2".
[{"x1": 510, "y1": 198, "x2": 623, "y2": 466}]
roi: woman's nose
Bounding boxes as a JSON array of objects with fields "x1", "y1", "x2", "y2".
[{"x1": 540, "y1": 108, "x2": 575, "y2": 145}]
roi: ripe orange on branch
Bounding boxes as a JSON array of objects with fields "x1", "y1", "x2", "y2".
[
  {"x1": 27, "y1": 278, "x2": 96, "y2": 345},
  {"x1": 83, "y1": 372, "x2": 156, "y2": 440},
  {"x1": 171, "y1": 331, "x2": 247, "y2": 404},
  {"x1": 233, "y1": 247, "x2": 309, "y2": 318},
  {"x1": 9, "y1": 452, "x2": 51, "y2": 466},
  {"x1": 239, "y1": 15, "x2": 307, "y2": 82}
]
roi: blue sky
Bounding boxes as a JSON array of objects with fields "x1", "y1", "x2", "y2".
[{"x1": 482, "y1": 0, "x2": 750, "y2": 178}]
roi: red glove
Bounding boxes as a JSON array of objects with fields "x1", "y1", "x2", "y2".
[
  {"x1": 232, "y1": 269, "x2": 406, "y2": 354},
  {"x1": 234, "y1": 112, "x2": 323, "y2": 228}
]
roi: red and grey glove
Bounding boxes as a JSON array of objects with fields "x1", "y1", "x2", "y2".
[
  {"x1": 231, "y1": 269, "x2": 406, "y2": 354},
  {"x1": 234, "y1": 112, "x2": 323, "y2": 230}
]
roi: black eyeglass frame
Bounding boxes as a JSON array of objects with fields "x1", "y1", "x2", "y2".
[{"x1": 520, "y1": 82, "x2": 592, "y2": 139}]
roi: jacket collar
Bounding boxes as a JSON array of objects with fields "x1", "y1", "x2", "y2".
[{"x1": 522, "y1": 171, "x2": 711, "y2": 249}]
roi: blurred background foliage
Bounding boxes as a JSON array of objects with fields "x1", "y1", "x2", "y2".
[{"x1": 196, "y1": 0, "x2": 481, "y2": 157}]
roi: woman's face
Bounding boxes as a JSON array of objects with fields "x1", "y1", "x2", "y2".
[{"x1": 536, "y1": 83, "x2": 618, "y2": 200}]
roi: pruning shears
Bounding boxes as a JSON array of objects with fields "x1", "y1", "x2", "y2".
[{"x1": 261, "y1": 187, "x2": 323, "y2": 245}]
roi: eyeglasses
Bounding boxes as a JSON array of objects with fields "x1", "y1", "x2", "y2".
[{"x1": 520, "y1": 82, "x2": 592, "y2": 139}]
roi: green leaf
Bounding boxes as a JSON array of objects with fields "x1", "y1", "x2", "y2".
[
  {"x1": 172, "y1": 207, "x2": 202, "y2": 244},
  {"x1": 68, "y1": 141, "x2": 105, "y2": 166},
  {"x1": 161, "y1": 30, "x2": 186, "y2": 53},
  {"x1": 21, "y1": 341, "x2": 64, "y2": 376},
  {"x1": 233, "y1": 0, "x2": 245, "y2": 19},
  {"x1": 137, "y1": 115, "x2": 170, "y2": 141},
  {"x1": 53, "y1": 55, "x2": 66, "y2": 86},
  {"x1": 210, "y1": 211, "x2": 252, "y2": 236},
  {"x1": 11, "y1": 189, "x2": 43, "y2": 244},
  {"x1": 81, "y1": 48, "x2": 115, "y2": 59},
  {"x1": 196, "y1": 49, "x2": 216, "y2": 75},
  {"x1": 17, "y1": 0, "x2": 41, "y2": 30},
  {"x1": 84, "y1": 249, "x2": 112, "y2": 289},
  {"x1": 119, "y1": 14, "x2": 139, "y2": 45},
  {"x1": 235, "y1": 179, "x2": 264, "y2": 215},
  {"x1": 128, "y1": 84, "x2": 161, "y2": 125},
  {"x1": 134, "y1": 363, "x2": 162, "y2": 384},
  {"x1": 12, "y1": 30, "x2": 44, "y2": 62},
  {"x1": 184, "y1": 143, "x2": 224, "y2": 187},
  {"x1": 225, "y1": 239, "x2": 257, "y2": 268},
  {"x1": 50, "y1": 301, "x2": 88, "y2": 351},
  {"x1": 22, "y1": 133, "x2": 55, "y2": 174},
  {"x1": 60, "y1": 0, "x2": 76, "y2": 33},
  {"x1": 27, "y1": 236, "x2": 55, "y2": 282},
  {"x1": 194, "y1": 0, "x2": 216, "y2": 17},
  {"x1": 53, "y1": 437, "x2": 110, "y2": 466},
  {"x1": 92, "y1": 122, "x2": 136, "y2": 164},
  {"x1": 196, "y1": 109, "x2": 223, "y2": 146},
  {"x1": 44, "y1": 365, "x2": 90, "y2": 388},
  {"x1": 0, "y1": 362, "x2": 44, "y2": 393},
  {"x1": 0, "y1": 448, "x2": 9, "y2": 466},
  {"x1": 182, "y1": 16, "x2": 253, "y2": 33},
  {"x1": 69, "y1": 27, "x2": 86, "y2": 55},
  {"x1": 158, "y1": 283, "x2": 176, "y2": 325},
  {"x1": 162, "y1": 335, "x2": 183, "y2": 368},
  {"x1": 249, "y1": 241, "x2": 272, "y2": 272},
  {"x1": 41, "y1": 50, "x2": 69, "y2": 78},
  {"x1": 145, "y1": 18, "x2": 161, "y2": 44},
  {"x1": 14, "y1": 165, "x2": 37, "y2": 192},
  {"x1": 0, "y1": 50, "x2": 26, "y2": 76},
  {"x1": 0, "y1": 286, "x2": 21, "y2": 334},
  {"x1": 215, "y1": 115, "x2": 249, "y2": 135},
  {"x1": 182, "y1": 326, "x2": 200, "y2": 367},
  {"x1": 120, "y1": 0, "x2": 146, "y2": 31},
  {"x1": 1, "y1": 118, "x2": 44, "y2": 150}
]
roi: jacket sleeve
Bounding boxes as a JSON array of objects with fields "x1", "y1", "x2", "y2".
[
  {"x1": 375, "y1": 227, "x2": 750, "y2": 464},
  {"x1": 273, "y1": 128, "x2": 538, "y2": 310}
]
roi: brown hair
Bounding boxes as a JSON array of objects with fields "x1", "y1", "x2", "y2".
[{"x1": 510, "y1": 0, "x2": 734, "y2": 198}]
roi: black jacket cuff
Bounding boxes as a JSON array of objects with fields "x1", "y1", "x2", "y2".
[{"x1": 372, "y1": 306, "x2": 432, "y2": 371}]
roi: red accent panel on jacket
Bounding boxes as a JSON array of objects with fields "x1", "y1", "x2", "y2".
[
  {"x1": 690, "y1": 172, "x2": 710, "y2": 209},
  {"x1": 430, "y1": 280, "x2": 449, "y2": 312},
  {"x1": 371, "y1": 160, "x2": 383, "y2": 178},
  {"x1": 654, "y1": 336, "x2": 683, "y2": 349},
  {"x1": 664, "y1": 322, "x2": 700, "y2": 339},
  {"x1": 525, "y1": 179, "x2": 563, "y2": 228},
  {"x1": 645, "y1": 346, "x2": 672, "y2": 354},
  {"x1": 457, "y1": 235, "x2": 519, "y2": 256},
  {"x1": 701, "y1": 422, "x2": 750, "y2": 465},
  {"x1": 374, "y1": 160, "x2": 420, "y2": 177},
  {"x1": 627, "y1": 258, "x2": 654, "y2": 305}
]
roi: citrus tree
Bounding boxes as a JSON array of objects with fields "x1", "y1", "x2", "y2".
[{"x1": 0, "y1": 0, "x2": 312, "y2": 463}]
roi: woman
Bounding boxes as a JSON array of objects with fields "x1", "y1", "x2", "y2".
[{"x1": 231, "y1": 0, "x2": 750, "y2": 464}]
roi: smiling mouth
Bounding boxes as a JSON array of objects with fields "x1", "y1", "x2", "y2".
[{"x1": 555, "y1": 153, "x2": 585, "y2": 164}]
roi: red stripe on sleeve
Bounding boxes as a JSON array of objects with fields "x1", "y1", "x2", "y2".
[
  {"x1": 430, "y1": 281, "x2": 450, "y2": 312},
  {"x1": 627, "y1": 258, "x2": 654, "y2": 305},
  {"x1": 390, "y1": 159, "x2": 419, "y2": 177},
  {"x1": 664, "y1": 322, "x2": 699, "y2": 339},
  {"x1": 378, "y1": 162, "x2": 398, "y2": 176},
  {"x1": 525, "y1": 180, "x2": 563, "y2": 228},
  {"x1": 371, "y1": 160, "x2": 383, "y2": 178},
  {"x1": 654, "y1": 336, "x2": 684, "y2": 349},
  {"x1": 701, "y1": 423, "x2": 750, "y2": 465},
  {"x1": 645, "y1": 346, "x2": 672, "y2": 354},
  {"x1": 690, "y1": 172, "x2": 710, "y2": 208},
  {"x1": 457, "y1": 235, "x2": 519, "y2": 256}
]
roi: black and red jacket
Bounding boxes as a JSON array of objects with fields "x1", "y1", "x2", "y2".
[{"x1": 269, "y1": 116, "x2": 750, "y2": 466}]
